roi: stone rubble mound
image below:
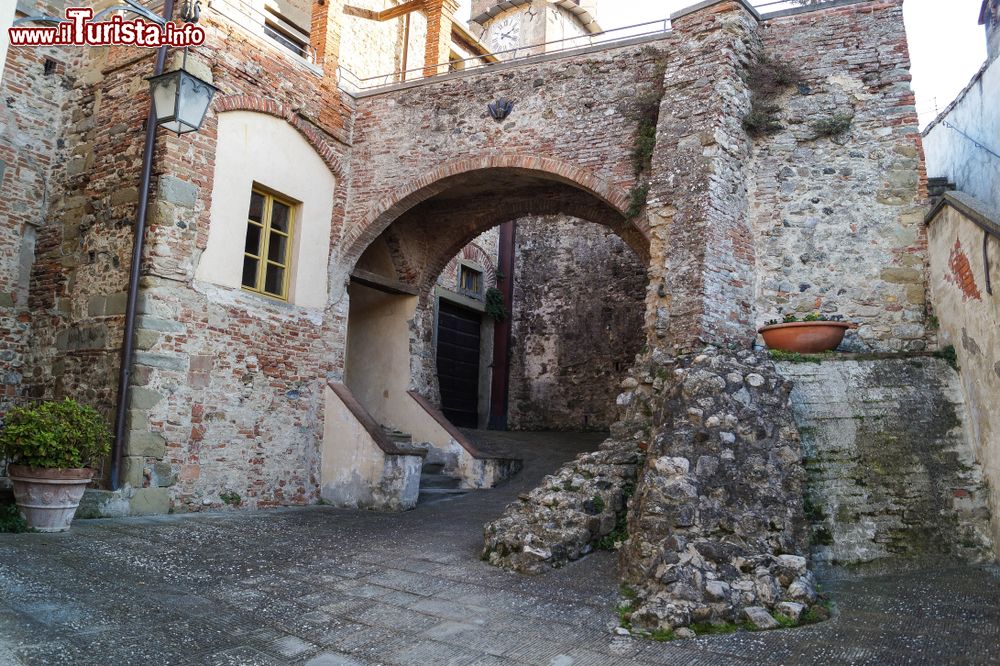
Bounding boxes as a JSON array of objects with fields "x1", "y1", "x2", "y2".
[
  {"x1": 482, "y1": 438, "x2": 645, "y2": 574},
  {"x1": 619, "y1": 348, "x2": 817, "y2": 631}
]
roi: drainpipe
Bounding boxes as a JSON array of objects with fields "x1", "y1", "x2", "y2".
[
  {"x1": 110, "y1": 0, "x2": 175, "y2": 490},
  {"x1": 488, "y1": 221, "x2": 516, "y2": 430}
]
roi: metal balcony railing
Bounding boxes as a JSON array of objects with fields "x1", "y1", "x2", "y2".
[{"x1": 337, "y1": 17, "x2": 672, "y2": 94}]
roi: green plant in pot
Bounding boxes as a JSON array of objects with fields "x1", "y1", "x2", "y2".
[{"x1": 0, "y1": 399, "x2": 111, "y2": 532}]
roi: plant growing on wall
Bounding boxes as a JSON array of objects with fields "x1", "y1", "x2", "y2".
[
  {"x1": 484, "y1": 287, "x2": 508, "y2": 321},
  {"x1": 743, "y1": 55, "x2": 802, "y2": 137},
  {"x1": 811, "y1": 113, "x2": 854, "y2": 139},
  {"x1": 626, "y1": 59, "x2": 667, "y2": 221}
]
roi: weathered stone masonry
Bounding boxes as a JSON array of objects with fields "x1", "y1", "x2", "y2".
[{"x1": 5, "y1": 0, "x2": 979, "y2": 563}]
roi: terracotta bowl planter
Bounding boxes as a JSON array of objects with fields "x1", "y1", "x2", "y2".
[
  {"x1": 758, "y1": 321, "x2": 854, "y2": 354},
  {"x1": 7, "y1": 465, "x2": 94, "y2": 532}
]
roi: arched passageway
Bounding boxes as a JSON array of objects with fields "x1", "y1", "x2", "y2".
[{"x1": 321, "y1": 164, "x2": 651, "y2": 507}]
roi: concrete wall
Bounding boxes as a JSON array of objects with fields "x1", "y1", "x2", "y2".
[
  {"x1": 197, "y1": 111, "x2": 335, "y2": 309},
  {"x1": 927, "y1": 194, "x2": 1000, "y2": 550},
  {"x1": 345, "y1": 283, "x2": 419, "y2": 427},
  {"x1": 321, "y1": 384, "x2": 422, "y2": 510},
  {"x1": 923, "y1": 58, "x2": 1000, "y2": 213},
  {"x1": 779, "y1": 357, "x2": 994, "y2": 567}
]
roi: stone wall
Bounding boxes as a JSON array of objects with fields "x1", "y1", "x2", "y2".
[
  {"x1": 778, "y1": 356, "x2": 994, "y2": 567},
  {"x1": 0, "y1": 0, "x2": 83, "y2": 402},
  {"x1": 12, "y1": 3, "x2": 354, "y2": 511},
  {"x1": 923, "y1": 57, "x2": 1000, "y2": 213},
  {"x1": 926, "y1": 194, "x2": 1000, "y2": 551},
  {"x1": 750, "y1": 0, "x2": 929, "y2": 352},
  {"x1": 508, "y1": 216, "x2": 646, "y2": 431}
]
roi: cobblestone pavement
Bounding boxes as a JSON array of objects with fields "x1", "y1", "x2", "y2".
[{"x1": 1, "y1": 431, "x2": 998, "y2": 665}]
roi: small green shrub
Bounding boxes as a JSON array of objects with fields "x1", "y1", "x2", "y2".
[
  {"x1": 648, "y1": 628, "x2": 675, "y2": 641},
  {"x1": 767, "y1": 349, "x2": 832, "y2": 364},
  {"x1": 484, "y1": 287, "x2": 507, "y2": 322},
  {"x1": 689, "y1": 621, "x2": 742, "y2": 636},
  {"x1": 743, "y1": 105, "x2": 784, "y2": 137},
  {"x1": 626, "y1": 184, "x2": 650, "y2": 220},
  {"x1": 743, "y1": 55, "x2": 802, "y2": 138},
  {"x1": 632, "y1": 120, "x2": 658, "y2": 176},
  {"x1": 220, "y1": 490, "x2": 242, "y2": 506},
  {"x1": 0, "y1": 502, "x2": 28, "y2": 533},
  {"x1": 936, "y1": 344, "x2": 959, "y2": 371},
  {"x1": 0, "y1": 399, "x2": 111, "y2": 469},
  {"x1": 810, "y1": 114, "x2": 853, "y2": 138}
]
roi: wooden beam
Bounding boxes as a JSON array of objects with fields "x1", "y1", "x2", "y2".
[
  {"x1": 343, "y1": 0, "x2": 425, "y2": 22},
  {"x1": 350, "y1": 269, "x2": 419, "y2": 296}
]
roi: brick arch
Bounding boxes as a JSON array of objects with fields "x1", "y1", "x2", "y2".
[
  {"x1": 437, "y1": 242, "x2": 499, "y2": 293},
  {"x1": 213, "y1": 94, "x2": 346, "y2": 180},
  {"x1": 414, "y1": 190, "x2": 649, "y2": 297},
  {"x1": 341, "y1": 154, "x2": 647, "y2": 273}
]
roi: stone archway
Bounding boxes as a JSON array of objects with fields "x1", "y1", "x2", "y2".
[{"x1": 324, "y1": 162, "x2": 652, "y2": 504}]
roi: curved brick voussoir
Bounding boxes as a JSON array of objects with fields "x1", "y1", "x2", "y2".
[{"x1": 619, "y1": 347, "x2": 818, "y2": 633}]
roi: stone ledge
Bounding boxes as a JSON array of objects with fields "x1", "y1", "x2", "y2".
[
  {"x1": 759, "y1": 0, "x2": 879, "y2": 21},
  {"x1": 671, "y1": 0, "x2": 760, "y2": 22},
  {"x1": 925, "y1": 191, "x2": 1000, "y2": 237}
]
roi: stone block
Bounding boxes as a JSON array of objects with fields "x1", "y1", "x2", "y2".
[
  {"x1": 135, "y1": 329, "x2": 160, "y2": 350},
  {"x1": 135, "y1": 352, "x2": 188, "y2": 372},
  {"x1": 129, "y1": 488, "x2": 170, "y2": 516},
  {"x1": 87, "y1": 295, "x2": 106, "y2": 317},
  {"x1": 121, "y1": 456, "x2": 147, "y2": 488},
  {"x1": 129, "y1": 387, "x2": 165, "y2": 410},
  {"x1": 126, "y1": 431, "x2": 166, "y2": 458},
  {"x1": 880, "y1": 267, "x2": 922, "y2": 285},
  {"x1": 126, "y1": 409, "x2": 147, "y2": 432},
  {"x1": 136, "y1": 316, "x2": 184, "y2": 333},
  {"x1": 110, "y1": 187, "x2": 139, "y2": 206},
  {"x1": 152, "y1": 462, "x2": 176, "y2": 487},
  {"x1": 158, "y1": 175, "x2": 198, "y2": 209},
  {"x1": 105, "y1": 291, "x2": 128, "y2": 315},
  {"x1": 743, "y1": 607, "x2": 780, "y2": 630}
]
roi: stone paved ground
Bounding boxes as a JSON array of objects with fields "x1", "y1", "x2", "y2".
[{"x1": 1, "y1": 431, "x2": 998, "y2": 666}]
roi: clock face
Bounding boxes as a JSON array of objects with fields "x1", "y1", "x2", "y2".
[{"x1": 487, "y1": 15, "x2": 521, "y2": 52}]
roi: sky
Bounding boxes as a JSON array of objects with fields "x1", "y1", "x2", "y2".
[{"x1": 457, "y1": 0, "x2": 988, "y2": 129}]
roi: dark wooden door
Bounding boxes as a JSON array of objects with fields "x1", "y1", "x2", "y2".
[{"x1": 436, "y1": 300, "x2": 481, "y2": 428}]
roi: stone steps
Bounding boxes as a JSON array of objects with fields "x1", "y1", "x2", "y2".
[{"x1": 418, "y1": 461, "x2": 466, "y2": 505}]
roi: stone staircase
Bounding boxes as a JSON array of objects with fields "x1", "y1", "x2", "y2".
[
  {"x1": 417, "y1": 461, "x2": 468, "y2": 505},
  {"x1": 380, "y1": 426, "x2": 469, "y2": 506}
]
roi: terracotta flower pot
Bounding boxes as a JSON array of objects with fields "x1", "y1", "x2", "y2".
[
  {"x1": 7, "y1": 465, "x2": 94, "y2": 532},
  {"x1": 758, "y1": 321, "x2": 854, "y2": 354}
]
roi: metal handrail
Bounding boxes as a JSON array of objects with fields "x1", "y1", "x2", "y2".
[{"x1": 339, "y1": 17, "x2": 672, "y2": 93}]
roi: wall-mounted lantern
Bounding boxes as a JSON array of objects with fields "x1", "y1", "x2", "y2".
[{"x1": 147, "y1": 64, "x2": 218, "y2": 135}]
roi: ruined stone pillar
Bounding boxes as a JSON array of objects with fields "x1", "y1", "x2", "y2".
[
  {"x1": 644, "y1": 0, "x2": 760, "y2": 352},
  {"x1": 423, "y1": 0, "x2": 460, "y2": 76}
]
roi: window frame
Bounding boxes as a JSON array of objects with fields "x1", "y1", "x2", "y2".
[
  {"x1": 241, "y1": 187, "x2": 296, "y2": 301},
  {"x1": 457, "y1": 261, "x2": 484, "y2": 299}
]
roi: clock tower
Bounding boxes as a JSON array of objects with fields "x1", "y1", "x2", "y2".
[{"x1": 470, "y1": 0, "x2": 600, "y2": 60}]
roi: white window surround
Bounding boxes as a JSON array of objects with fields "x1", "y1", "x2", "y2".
[{"x1": 196, "y1": 110, "x2": 335, "y2": 309}]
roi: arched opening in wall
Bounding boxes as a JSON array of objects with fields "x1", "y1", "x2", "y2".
[{"x1": 323, "y1": 165, "x2": 650, "y2": 508}]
